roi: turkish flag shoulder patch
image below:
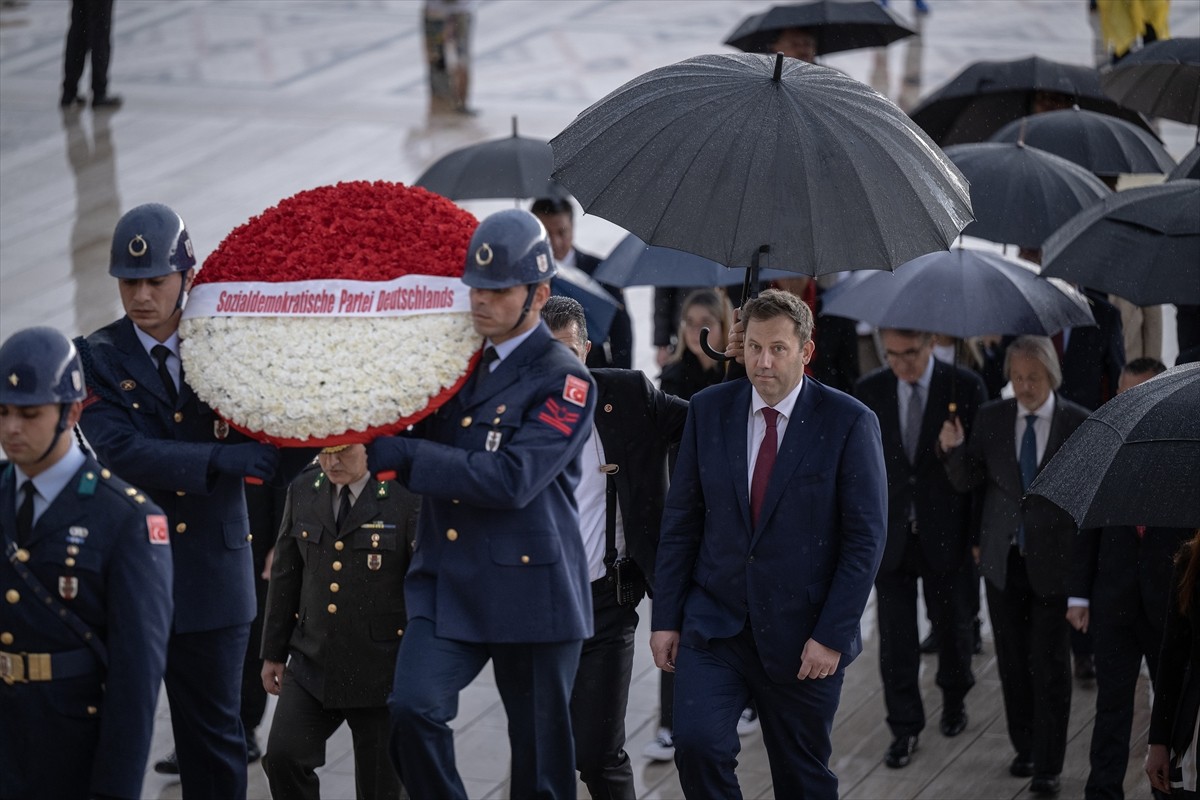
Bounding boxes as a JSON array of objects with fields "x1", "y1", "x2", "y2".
[
  {"x1": 147, "y1": 515, "x2": 170, "y2": 545},
  {"x1": 563, "y1": 374, "x2": 589, "y2": 408}
]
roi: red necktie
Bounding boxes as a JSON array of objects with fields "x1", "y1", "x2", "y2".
[{"x1": 750, "y1": 407, "x2": 780, "y2": 527}]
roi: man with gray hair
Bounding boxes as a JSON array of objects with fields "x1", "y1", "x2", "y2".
[{"x1": 939, "y1": 335, "x2": 1091, "y2": 798}]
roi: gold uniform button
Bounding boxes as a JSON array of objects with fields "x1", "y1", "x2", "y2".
[
  {"x1": 14, "y1": 549, "x2": 29, "y2": 563},
  {"x1": 334, "y1": 541, "x2": 344, "y2": 551},
  {"x1": 327, "y1": 603, "x2": 337, "y2": 614},
  {"x1": 0, "y1": 632, "x2": 12, "y2": 646},
  {"x1": 173, "y1": 412, "x2": 183, "y2": 423},
  {"x1": 125, "y1": 487, "x2": 138, "y2": 496},
  {"x1": 246, "y1": 534, "x2": 253, "y2": 543},
  {"x1": 5, "y1": 590, "x2": 18, "y2": 604},
  {"x1": 100, "y1": 469, "x2": 112, "y2": 479},
  {"x1": 176, "y1": 523, "x2": 187, "y2": 534},
  {"x1": 332, "y1": 561, "x2": 342, "y2": 571},
  {"x1": 493, "y1": 417, "x2": 501, "y2": 425},
  {"x1": 371, "y1": 541, "x2": 379, "y2": 549},
  {"x1": 301, "y1": 530, "x2": 309, "y2": 539},
  {"x1": 67, "y1": 545, "x2": 79, "y2": 555},
  {"x1": 86, "y1": 706, "x2": 98, "y2": 716},
  {"x1": 397, "y1": 628, "x2": 404, "y2": 636},
  {"x1": 460, "y1": 416, "x2": 472, "y2": 427},
  {"x1": 85, "y1": 472, "x2": 95, "y2": 480},
  {"x1": 65, "y1": 558, "x2": 76, "y2": 568},
  {"x1": 371, "y1": 533, "x2": 381, "y2": 542},
  {"x1": 452, "y1": 498, "x2": 460, "y2": 504},
  {"x1": 520, "y1": 555, "x2": 530, "y2": 564},
  {"x1": 176, "y1": 490, "x2": 186, "y2": 497},
  {"x1": 132, "y1": 402, "x2": 140, "y2": 410},
  {"x1": 496, "y1": 404, "x2": 506, "y2": 414},
  {"x1": 330, "y1": 583, "x2": 340, "y2": 592},
  {"x1": 446, "y1": 528, "x2": 458, "y2": 542}
]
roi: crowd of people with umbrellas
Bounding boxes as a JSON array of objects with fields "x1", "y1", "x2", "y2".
[{"x1": 412, "y1": 2, "x2": 1199, "y2": 797}]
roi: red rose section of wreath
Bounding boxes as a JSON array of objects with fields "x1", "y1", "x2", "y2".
[{"x1": 191, "y1": 180, "x2": 482, "y2": 447}]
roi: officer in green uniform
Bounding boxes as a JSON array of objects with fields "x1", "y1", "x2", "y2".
[{"x1": 0, "y1": 326, "x2": 173, "y2": 800}]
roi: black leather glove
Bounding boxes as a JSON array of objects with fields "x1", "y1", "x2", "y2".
[
  {"x1": 365, "y1": 436, "x2": 414, "y2": 478},
  {"x1": 211, "y1": 442, "x2": 280, "y2": 481}
]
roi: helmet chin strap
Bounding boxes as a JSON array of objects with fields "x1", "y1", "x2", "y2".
[
  {"x1": 508, "y1": 284, "x2": 538, "y2": 334},
  {"x1": 174, "y1": 271, "x2": 188, "y2": 311},
  {"x1": 33, "y1": 404, "x2": 71, "y2": 463}
]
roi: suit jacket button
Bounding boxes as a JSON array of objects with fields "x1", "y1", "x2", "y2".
[
  {"x1": 461, "y1": 416, "x2": 472, "y2": 427},
  {"x1": 176, "y1": 490, "x2": 186, "y2": 496},
  {"x1": 397, "y1": 628, "x2": 404, "y2": 636},
  {"x1": 520, "y1": 555, "x2": 530, "y2": 564},
  {"x1": 0, "y1": 632, "x2": 12, "y2": 645},
  {"x1": 65, "y1": 558, "x2": 76, "y2": 568},
  {"x1": 330, "y1": 583, "x2": 340, "y2": 592},
  {"x1": 332, "y1": 561, "x2": 343, "y2": 571},
  {"x1": 86, "y1": 706, "x2": 98, "y2": 715},
  {"x1": 301, "y1": 530, "x2": 308, "y2": 538},
  {"x1": 173, "y1": 412, "x2": 183, "y2": 423},
  {"x1": 446, "y1": 529, "x2": 458, "y2": 541},
  {"x1": 327, "y1": 603, "x2": 337, "y2": 614},
  {"x1": 5, "y1": 590, "x2": 18, "y2": 604},
  {"x1": 334, "y1": 541, "x2": 345, "y2": 551},
  {"x1": 132, "y1": 402, "x2": 140, "y2": 409},
  {"x1": 176, "y1": 523, "x2": 187, "y2": 533}
]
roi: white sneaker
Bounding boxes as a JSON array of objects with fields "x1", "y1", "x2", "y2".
[
  {"x1": 736, "y1": 706, "x2": 760, "y2": 736},
  {"x1": 642, "y1": 727, "x2": 674, "y2": 762}
]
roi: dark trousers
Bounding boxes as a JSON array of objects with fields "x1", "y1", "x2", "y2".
[
  {"x1": 658, "y1": 672, "x2": 675, "y2": 730},
  {"x1": 987, "y1": 547, "x2": 1071, "y2": 778},
  {"x1": 387, "y1": 617, "x2": 583, "y2": 800},
  {"x1": 571, "y1": 578, "x2": 640, "y2": 800},
  {"x1": 164, "y1": 624, "x2": 251, "y2": 800},
  {"x1": 876, "y1": 531, "x2": 975, "y2": 737},
  {"x1": 62, "y1": 0, "x2": 114, "y2": 99},
  {"x1": 1085, "y1": 592, "x2": 1167, "y2": 799},
  {"x1": 240, "y1": 573, "x2": 270, "y2": 740},
  {"x1": 263, "y1": 671, "x2": 401, "y2": 800},
  {"x1": 673, "y1": 626, "x2": 843, "y2": 800}
]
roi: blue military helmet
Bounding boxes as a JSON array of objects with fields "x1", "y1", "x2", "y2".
[
  {"x1": 461, "y1": 209, "x2": 557, "y2": 290},
  {"x1": 109, "y1": 202, "x2": 197, "y2": 279},
  {"x1": 0, "y1": 326, "x2": 86, "y2": 406}
]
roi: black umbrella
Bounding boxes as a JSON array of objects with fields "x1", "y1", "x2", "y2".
[
  {"x1": 1028, "y1": 363, "x2": 1200, "y2": 528},
  {"x1": 943, "y1": 142, "x2": 1111, "y2": 249},
  {"x1": 1040, "y1": 180, "x2": 1200, "y2": 306},
  {"x1": 818, "y1": 246, "x2": 1095, "y2": 338},
  {"x1": 413, "y1": 117, "x2": 554, "y2": 200},
  {"x1": 724, "y1": 0, "x2": 916, "y2": 57},
  {"x1": 551, "y1": 53, "x2": 971, "y2": 277},
  {"x1": 988, "y1": 108, "x2": 1176, "y2": 178},
  {"x1": 593, "y1": 235, "x2": 796, "y2": 288},
  {"x1": 1100, "y1": 37, "x2": 1200, "y2": 126},
  {"x1": 909, "y1": 55, "x2": 1154, "y2": 146},
  {"x1": 550, "y1": 263, "x2": 618, "y2": 341},
  {"x1": 1168, "y1": 145, "x2": 1200, "y2": 181}
]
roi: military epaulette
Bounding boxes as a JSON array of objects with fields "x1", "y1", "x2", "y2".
[
  {"x1": 375, "y1": 480, "x2": 389, "y2": 499},
  {"x1": 76, "y1": 468, "x2": 99, "y2": 496},
  {"x1": 90, "y1": 467, "x2": 151, "y2": 508}
]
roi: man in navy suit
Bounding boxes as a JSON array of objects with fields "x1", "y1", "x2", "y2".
[
  {"x1": 651, "y1": 288, "x2": 887, "y2": 799},
  {"x1": 367, "y1": 210, "x2": 596, "y2": 800}
]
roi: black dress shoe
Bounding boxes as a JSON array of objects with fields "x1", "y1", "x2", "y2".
[
  {"x1": 154, "y1": 751, "x2": 179, "y2": 775},
  {"x1": 92, "y1": 94, "x2": 123, "y2": 109},
  {"x1": 1030, "y1": 775, "x2": 1061, "y2": 796},
  {"x1": 885, "y1": 734, "x2": 918, "y2": 768},
  {"x1": 940, "y1": 709, "x2": 968, "y2": 737},
  {"x1": 246, "y1": 736, "x2": 262, "y2": 763},
  {"x1": 60, "y1": 94, "x2": 83, "y2": 108},
  {"x1": 919, "y1": 630, "x2": 940, "y2": 654},
  {"x1": 1009, "y1": 756, "x2": 1035, "y2": 778}
]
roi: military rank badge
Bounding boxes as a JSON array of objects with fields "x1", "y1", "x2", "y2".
[
  {"x1": 147, "y1": 515, "x2": 170, "y2": 545},
  {"x1": 563, "y1": 375, "x2": 589, "y2": 408},
  {"x1": 59, "y1": 576, "x2": 78, "y2": 600},
  {"x1": 214, "y1": 419, "x2": 230, "y2": 440},
  {"x1": 486, "y1": 430, "x2": 502, "y2": 452},
  {"x1": 367, "y1": 553, "x2": 382, "y2": 571}
]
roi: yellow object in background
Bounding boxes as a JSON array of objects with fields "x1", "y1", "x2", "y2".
[{"x1": 1097, "y1": 0, "x2": 1172, "y2": 59}]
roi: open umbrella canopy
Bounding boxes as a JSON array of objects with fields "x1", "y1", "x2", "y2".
[
  {"x1": 1040, "y1": 180, "x2": 1200, "y2": 306},
  {"x1": 1028, "y1": 363, "x2": 1200, "y2": 528},
  {"x1": 724, "y1": 0, "x2": 916, "y2": 56},
  {"x1": 818, "y1": 246, "x2": 1095, "y2": 338},
  {"x1": 413, "y1": 117, "x2": 554, "y2": 200},
  {"x1": 909, "y1": 55, "x2": 1154, "y2": 146},
  {"x1": 988, "y1": 108, "x2": 1176, "y2": 178},
  {"x1": 594, "y1": 234, "x2": 797, "y2": 288},
  {"x1": 1169, "y1": 145, "x2": 1200, "y2": 181},
  {"x1": 551, "y1": 53, "x2": 972, "y2": 276},
  {"x1": 1100, "y1": 37, "x2": 1200, "y2": 126},
  {"x1": 944, "y1": 142, "x2": 1111, "y2": 249}
]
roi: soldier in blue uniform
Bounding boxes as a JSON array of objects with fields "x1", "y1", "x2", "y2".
[
  {"x1": 367, "y1": 209, "x2": 596, "y2": 800},
  {"x1": 73, "y1": 203, "x2": 311, "y2": 800},
  {"x1": 0, "y1": 326, "x2": 173, "y2": 800}
]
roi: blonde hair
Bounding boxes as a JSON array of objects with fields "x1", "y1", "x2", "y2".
[{"x1": 670, "y1": 289, "x2": 734, "y2": 364}]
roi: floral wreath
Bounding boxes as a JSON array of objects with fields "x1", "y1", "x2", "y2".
[{"x1": 180, "y1": 180, "x2": 481, "y2": 446}]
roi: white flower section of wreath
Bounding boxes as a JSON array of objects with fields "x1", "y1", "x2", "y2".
[{"x1": 180, "y1": 314, "x2": 479, "y2": 439}]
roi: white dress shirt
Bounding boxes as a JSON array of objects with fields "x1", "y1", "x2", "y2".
[
  {"x1": 133, "y1": 326, "x2": 182, "y2": 391},
  {"x1": 1014, "y1": 392, "x2": 1056, "y2": 465},
  {"x1": 747, "y1": 377, "x2": 804, "y2": 494},
  {"x1": 13, "y1": 446, "x2": 86, "y2": 527}
]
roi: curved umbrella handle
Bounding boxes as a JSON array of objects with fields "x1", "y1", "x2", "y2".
[{"x1": 699, "y1": 327, "x2": 730, "y2": 362}]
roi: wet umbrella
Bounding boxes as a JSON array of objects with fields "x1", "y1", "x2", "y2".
[
  {"x1": 413, "y1": 117, "x2": 554, "y2": 200},
  {"x1": 818, "y1": 246, "x2": 1096, "y2": 338},
  {"x1": 593, "y1": 235, "x2": 796, "y2": 288},
  {"x1": 1100, "y1": 37, "x2": 1200, "y2": 126},
  {"x1": 988, "y1": 108, "x2": 1176, "y2": 178},
  {"x1": 943, "y1": 142, "x2": 1111, "y2": 249},
  {"x1": 1168, "y1": 145, "x2": 1200, "y2": 181},
  {"x1": 724, "y1": 0, "x2": 916, "y2": 57},
  {"x1": 909, "y1": 55, "x2": 1153, "y2": 146},
  {"x1": 551, "y1": 53, "x2": 971, "y2": 278},
  {"x1": 1040, "y1": 180, "x2": 1200, "y2": 306},
  {"x1": 550, "y1": 261, "x2": 618, "y2": 340},
  {"x1": 1028, "y1": 363, "x2": 1200, "y2": 528}
]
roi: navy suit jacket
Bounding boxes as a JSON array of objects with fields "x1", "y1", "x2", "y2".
[{"x1": 652, "y1": 377, "x2": 887, "y2": 683}]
